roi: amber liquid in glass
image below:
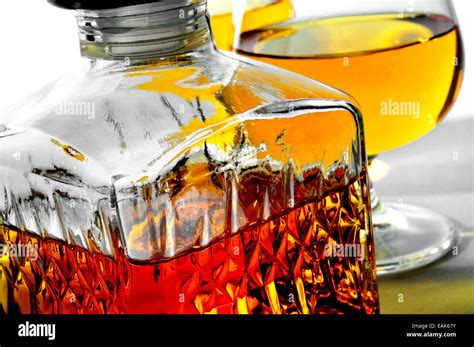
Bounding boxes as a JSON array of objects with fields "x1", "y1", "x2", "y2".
[
  {"x1": 237, "y1": 13, "x2": 464, "y2": 155},
  {"x1": 210, "y1": 0, "x2": 293, "y2": 51},
  {"x1": 0, "y1": 169, "x2": 378, "y2": 314}
]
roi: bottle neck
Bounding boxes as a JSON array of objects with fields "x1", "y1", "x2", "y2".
[{"x1": 75, "y1": 0, "x2": 212, "y2": 61}]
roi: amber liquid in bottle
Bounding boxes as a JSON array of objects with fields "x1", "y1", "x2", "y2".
[
  {"x1": 0, "y1": 168, "x2": 378, "y2": 314},
  {"x1": 0, "y1": 226, "x2": 128, "y2": 314},
  {"x1": 237, "y1": 13, "x2": 464, "y2": 155}
]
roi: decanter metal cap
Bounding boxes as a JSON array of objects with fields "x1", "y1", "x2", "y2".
[{"x1": 48, "y1": 0, "x2": 204, "y2": 10}]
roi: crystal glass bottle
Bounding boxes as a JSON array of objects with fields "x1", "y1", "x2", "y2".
[{"x1": 0, "y1": 0, "x2": 378, "y2": 314}]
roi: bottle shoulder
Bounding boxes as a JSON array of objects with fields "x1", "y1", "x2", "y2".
[
  {"x1": 1, "y1": 51, "x2": 355, "y2": 175},
  {"x1": 0, "y1": 52, "x2": 362, "y2": 209},
  {"x1": 215, "y1": 50, "x2": 354, "y2": 112}
]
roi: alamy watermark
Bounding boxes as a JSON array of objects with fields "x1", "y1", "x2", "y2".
[
  {"x1": 55, "y1": 101, "x2": 96, "y2": 119},
  {"x1": 380, "y1": 99, "x2": 421, "y2": 119},
  {"x1": 0, "y1": 241, "x2": 39, "y2": 262},
  {"x1": 324, "y1": 243, "x2": 365, "y2": 261},
  {"x1": 18, "y1": 321, "x2": 55, "y2": 341}
]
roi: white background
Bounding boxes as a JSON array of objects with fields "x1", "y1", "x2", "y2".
[{"x1": 0, "y1": 0, "x2": 472, "y2": 120}]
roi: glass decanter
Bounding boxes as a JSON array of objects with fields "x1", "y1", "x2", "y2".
[{"x1": 0, "y1": 0, "x2": 378, "y2": 314}]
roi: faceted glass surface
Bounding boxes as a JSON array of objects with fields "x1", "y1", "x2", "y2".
[{"x1": 0, "y1": 15, "x2": 378, "y2": 313}]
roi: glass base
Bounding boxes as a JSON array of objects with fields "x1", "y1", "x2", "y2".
[{"x1": 373, "y1": 202, "x2": 461, "y2": 276}]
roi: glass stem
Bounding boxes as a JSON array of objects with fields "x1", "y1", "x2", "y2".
[
  {"x1": 367, "y1": 155, "x2": 382, "y2": 212},
  {"x1": 369, "y1": 180, "x2": 382, "y2": 211}
]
